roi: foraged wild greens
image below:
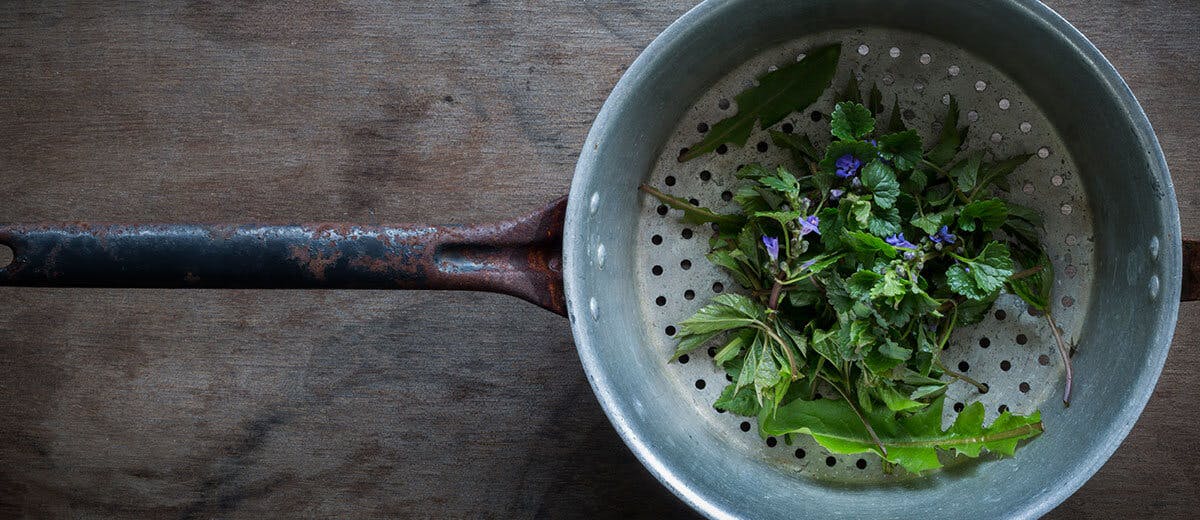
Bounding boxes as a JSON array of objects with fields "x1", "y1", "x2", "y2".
[{"x1": 643, "y1": 43, "x2": 1073, "y2": 474}]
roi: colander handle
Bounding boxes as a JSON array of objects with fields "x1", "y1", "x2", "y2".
[
  {"x1": 1184, "y1": 239, "x2": 1199, "y2": 302},
  {"x1": 0, "y1": 196, "x2": 568, "y2": 315}
]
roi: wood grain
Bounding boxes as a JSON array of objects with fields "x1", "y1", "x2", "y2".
[{"x1": 0, "y1": 1, "x2": 1195, "y2": 518}]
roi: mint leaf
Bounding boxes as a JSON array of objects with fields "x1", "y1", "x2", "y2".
[
  {"x1": 831, "y1": 101, "x2": 876, "y2": 141},
  {"x1": 760, "y1": 396, "x2": 1043, "y2": 474},
  {"x1": 680, "y1": 44, "x2": 841, "y2": 161},
  {"x1": 861, "y1": 160, "x2": 900, "y2": 209},
  {"x1": 641, "y1": 185, "x2": 746, "y2": 228},
  {"x1": 958, "y1": 198, "x2": 1008, "y2": 232},
  {"x1": 878, "y1": 130, "x2": 922, "y2": 171}
]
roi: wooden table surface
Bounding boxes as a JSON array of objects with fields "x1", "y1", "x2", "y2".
[{"x1": 0, "y1": 1, "x2": 1196, "y2": 518}]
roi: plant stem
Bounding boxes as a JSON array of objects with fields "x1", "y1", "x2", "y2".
[
  {"x1": 768, "y1": 280, "x2": 783, "y2": 310},
  {"x1": 936, "y1": 359, "x2": 989, "y2": 394},
  {"x1": 820, "y1": 374, "x2": 888, "y2": 457},
  {"x1": 921, "y1": 159, "x2": 950, "y2": 177},
  {"x1": 1009, "y1": 265, "x2": 1044, "y2": 281},
  {"x1": 1046, "y1": 312, "x2": 1073, "y2": 406}
]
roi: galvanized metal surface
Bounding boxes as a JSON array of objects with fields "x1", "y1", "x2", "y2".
[
  {"x1": 0, "y1": 197, "x2": 568, "y2": 315},
  {"x1": 565, "y1": 0, "x2": 1182, "y2": 518}
]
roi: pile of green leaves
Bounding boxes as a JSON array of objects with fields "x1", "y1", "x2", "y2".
[{"x1": 644, "y1": 44, "x2": 1065, "y2": 474}]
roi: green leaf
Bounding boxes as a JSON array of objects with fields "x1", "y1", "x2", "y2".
[
  {"x1": 714, "y1": 329, "x2": 758, "y2": 366},
  {"x1": 849, "y1": 199, "x2": 872, "y2": 229},
  {"x1": 949, "y1": 151, "x2": 984, "y2": 193},
  {"x1": 958, "y1": 198, "x2": 1009, "y2": 232},
  {"x1": 956, "y1": 292, "x2": 1000, "y2": 325},
  {"x1": 911, "y1": 209, "x2": 954, "y2": 236},
  {"x1": 831, "y1": 101, "x2": 876, "y2": 141},
  {"x1": 714, "y1": 383, "x2": 761, "y2": 416},
  {"x1": 760, "y1": 396, "x2": 1043, "y2": 474},
  {"x1": 810, "y1": 327, "x2": 843, "y2": 365},
  {"x1": 769, "y1": 131, "x2": 820, "y2": 162},
  {"x1": 878, "y1": 130, "x2": 923, "y2": 171},
  {"x1": 671, "y1": 330, "x2": 721, "y2": 360},
  {"x1": 847, "y1": 270, "x2": 883, "y2": 299},
  {"x1": 875, "y1": 384, "x2": 925, "y2": 412},
  {"x1": 838, "y1": 72, "x2": 861, "y2": 103},
  {"x1": 735, "y1": 337, "x2": 760, "y2": 392},
  {"x1": 926, "y1": 97, "x2": 968, "y2": 166},
  {"x1": 735, "y1": 163, "x2": 774, "y2": 180},
  {"x1": 844, "y1": 231, "x2": 899, "y2": 259},
  {"x1": 869, "y1": 271, "x2": 908, "y2": 299},
  {"x1": 819, "y1": 140, "x2": 878, "y2": 175},
  {"x1": 641, "y1": 185, "x2": 746, "y2": 228},
  {"x1": 947, "y1": 243, "x2": 1016, "y2": 300},
  {"x1": 732, "y1": 185, "x2": 773, "y2": 214},
  {"x1": 886, "y1": 96, "x2": 906, "y2": 133},
  {"x1": 680, "y1": 44, "x2": 841, "y2": 161},
  {"x1": 707, "y1": 251, "x2": 756, "y2": 289},
  {"x1": 867, "y1": 207, "x2": 902, "y2": 237},
  {"x1": 867, "y1": 83, "x2": 884, "y2": 116},
  {"x1": 754, "y1": 348, "x2": 781, "y2": 402},
  {"x1": 902, "y1": 169, "x2": 929, "y2": 194},
  {"x1": 758, "y1": 167, "x2": 800, "y2": 196},
  {"x1": 978, "y1": 154, "x2": 1033, "y2": 191},
  {"x1": 861, "y1": 160, "x2": 900, "y2": 209},
  {"x1": 678, "y1": 294, "x2": 764, "y2": 335},
  {"x1": 1008, "y1": 246, "x2": 1054, "y2": 311}
]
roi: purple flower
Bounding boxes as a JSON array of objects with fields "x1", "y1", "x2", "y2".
[
  {"x1": 929, "y1": 225, "x2": 957, "y2": 245},
  {"x1": 829, "y1": 189, "x2": 845, "y2": 201},
  {"x1": 799, "y1": 215, "x2": 821, "y2": 236},
  {"x1": 835, "y1": 154, "x2": 863, "y2": 178},
  {"x1": 886, "y1": 233, "x2": 917, "y2": 249},
  {"x1": 799, "y1": 257, "x2": 820, "y2": 271},
  {"x1": 851, "y1": 177, "x2": 862, "y2": 188},
  {"x1": 762, "y1": 235, "x2": 780, "y2": 261},
  {"x1": 867, "y1": 139, "x2": 878, "y2": 147}
]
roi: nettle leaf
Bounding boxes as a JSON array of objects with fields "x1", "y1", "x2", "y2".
[
  {"x1": 678, "y1": 294, "x2": 764, "y2": 336},
  {"x1": 714, "y1": 383, "x2": 761, "y2": 416},
  {"x1": 978, "y1": 154, "x2": 1033, "y2": 191},
  {"x1": 868, "y1": 207, "x2": 902, "y2": 237},
  {"x1": 680, "y1": 44, "x2": 841, "y2": 161},
  {"x1": 926, "y1": 96, "x2": 968, "y2": 166},
  {"x1": 911, "y1": 209, "x2": 954, "y2": 236},
  {"x1": 641, "y1": 185, "x2": 746, "y2": 228},
  {"x1": 760, "y1": 396, "x2": 1043, "y2": 474},
  {"x1": 878, "y1": 130, "x2": 923, "y2": 171},
  {"x1": 958, "y1": 198, "x2": 1009, "y2": 232},
  {"x1": 947, "y1": 242, "x2": 1015, "y2": 300},
  {"x1": 770, "y1": 130, "x2": 820, "y2": 162},
  {"x1": 861, "y1": 160, "x2": 900, "y2": 209},
  {"x1": 831, "y1": 101, "x2": 876, "y2": 141},
  {"x1": 949, "y1": 150, "x2": 984, "y2": 193}
]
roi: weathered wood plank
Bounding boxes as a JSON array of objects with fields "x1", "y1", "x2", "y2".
[{"x1": 0, "y1": 1, "x2": 1195, "y2": 518}]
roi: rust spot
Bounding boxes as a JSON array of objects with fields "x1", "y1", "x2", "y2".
[{"x1": 287, "y1": 244, "x2": 343, "y2": 281}]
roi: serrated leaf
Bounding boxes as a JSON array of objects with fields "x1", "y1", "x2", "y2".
[
  {"x1": 949, "y1": 150, "x2": 984, "y2": 193},
  {"x1": 926, "y1": 97, "x2": 967, "y2": 166},
  {"x1": 947, "y1": 243, "x2": 1015, "y2": 300},
  {"x1": 878, "y1": 130, "x2": 923, "y2": 171},
  {"x1": 769, "y1": 130, "x2": 820, "y2": 162},
  {"x1": 868, "y1": 206, "x2": 902, "y2": 237},
  {"x1": 681, "y1": 44, "x2": 841, "y2": 161},
  {"x1": 735, "y1": 163, "x2": 773, "y2": 180},
  {"x1": 955, "y1": 292, "x2": 1000, "y2": 325},
  {"x1": 760, "y1": 396, "x2": 1043, "y2": 474},
  {"x1": 911, "y1": 209, "x2": 954, "y2": 236},
  {"x1": 869, "y1": 271, "x2": 908, "y2": 299},
  {"x1": 887, "y1": 95, "x2": 906, "y2": 133},
  {"x1": 732, "y1": 185, "x2": 773, "y2": 214},
  {"x1": 707, "y1": 250, "x2": 756, "y2": 288},
  {"x1": 847, "y1": 270, "x2": 882, "y2": 299},
  {"x1": 867, "y1": 83, "x2": 884, "y2": 115},
  {"x1": 839, "y1": 72, "x2": 860, "y2": 103},
  {"x1": 714, "y1": 329, "x2": 758, "y2": 366},
  {"x1": 677, "y1": 294, "x2": 764, "y2": 335},
  {"x1": 1008, "y1": 246, "x2": 1054, "y2": 311},
  {"x1": 714, "y1": 383, "x2": 761, "y2": 416},
  {"x1": 903, "y1": 168, "x2": 929, "y2": 194},
  {"x1": 831, "y1": 101, "x2": 876, "y2": 141},
  {"x1": 958, "y1": 198, "x2": 1009, "y2": 232},
  {"x1": 641, "y1": 185, "x2": 746, "y2": 228},
  {"x1": 875, "y1": 384, "x2": 924, "y2": 412},
  {"x1": 758, "y1": 167, "x2": 800, "y2": 196},
  {"x1": 754, "y1": 349, "x2": 781, "y2": 402},
  {"x1": 671, "y1": 329, "x2": 722, "y2": 360},
  {"x1": 861, "y1": 160, "x2": 900, "y2": 209}
]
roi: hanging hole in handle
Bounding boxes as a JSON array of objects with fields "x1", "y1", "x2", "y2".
[{"x1": 0, "y1": 242, "x2": 13, "y2": 270}]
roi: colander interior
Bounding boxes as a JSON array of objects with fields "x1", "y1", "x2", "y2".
[{"x1": 565, "y1": 0, "x2": 1179, "y2": 518}]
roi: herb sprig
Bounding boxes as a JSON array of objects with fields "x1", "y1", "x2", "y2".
[{"x1": 644, "y1": 44, "x2": 1071, "y2": 474}]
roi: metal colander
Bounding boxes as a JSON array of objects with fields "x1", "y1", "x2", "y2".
[
  {"x1": 565, "y1": 1, "x2": 1182, "y2": 518},
  {"x1": 636, "y1": 27, "x2": 1092, "y2": 483}
]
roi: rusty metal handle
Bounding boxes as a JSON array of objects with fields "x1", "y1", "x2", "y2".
[
  {"x1": 1184, "y1": 239, "x2": 1199, "y2": 302},
  {"x1": 0, "y1": 197, "x2": 567, "y2": 315}
]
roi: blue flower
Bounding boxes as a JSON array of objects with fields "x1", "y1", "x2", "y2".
[
  {"x1": 886, "y1": 233, "x2": 917, "y2": 249},
  {"x1": 835, "y1": 154, "x2": 862, "y2": 178},
  {"x1": 799, "y1": 257, "x2": 819, "y2": 271},
  {"x1": 929, "y1": 225, "x2": 957, "y2": 244},
  {"x1": 829, "y1": 189, "x2": 845, "y2": 201},
  {"x1": 799, "y1": 215, "x2": 821, "y2": 236},
  {"x1": 867, "y1": 139, "x2": 878, "y2": 147},
  {"x1": 762, "y1": 235, "x2": 780, "y2": 261}
]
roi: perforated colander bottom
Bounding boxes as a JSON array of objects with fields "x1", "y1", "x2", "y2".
[{"x1": 634, "y1": 28, "x2": 1093, "y2": 483}]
